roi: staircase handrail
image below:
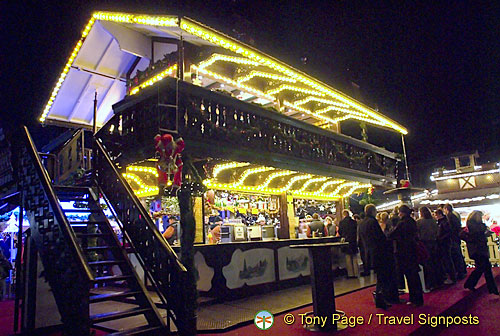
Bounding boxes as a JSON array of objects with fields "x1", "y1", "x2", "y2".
[
  {"x1": 22, "y1": 126, "x2": 94, "y2": 281},
  {"x1": 93, "y1": 138, "x2": 186, "y2": 272}
]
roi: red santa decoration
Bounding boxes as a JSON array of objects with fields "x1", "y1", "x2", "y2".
[
  {"x1": 154, "y1": 134, "x2": 185, "y2": 188},
  {"x1": 399, "y1": 179, "x2": 411, "y2": 188}
]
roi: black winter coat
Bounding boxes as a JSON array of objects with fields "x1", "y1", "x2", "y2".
[
  {"x1": 338, "y1": 216, "x2": 358, "y2": 254},
  {"x1": 358, "y1": 215, "x2": 392, "y2": 267},
  {"x1": 437, "y1": 217, "x2": 452, "y2": 247},
  {"x1": 388, "y1": 215, "x2": 419, "y2": 271},
  {"x1": 464, "y1": 220, "x2": 490, "y2": 258}
]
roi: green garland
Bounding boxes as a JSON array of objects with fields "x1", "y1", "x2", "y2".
[{"x1": 186, "y1": 104, "x2": 391, "y2": 173}]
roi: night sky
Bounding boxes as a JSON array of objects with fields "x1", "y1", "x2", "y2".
[{"x1": 4, "y1": 1, "x2": 499, "y2": 185}]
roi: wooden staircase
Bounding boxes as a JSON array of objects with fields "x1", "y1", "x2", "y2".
[
  {"x1": 18, "y1": 126, "x2": 173, "y2": 335},
  {"x1": 54, "y1": 185, "x2": 166, "y2": 335}
]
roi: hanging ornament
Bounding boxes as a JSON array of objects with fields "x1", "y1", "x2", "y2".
[
  {"x1": 154, "y1": 134, "x2": 185, "y2": 189},
  {"x1": 399, "y1": 179, "x2": 410, "y2": 188}
]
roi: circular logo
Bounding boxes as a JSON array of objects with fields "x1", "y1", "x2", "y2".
[{"x1": 254, "y1": 310, "x2": 274, "y2": 330}]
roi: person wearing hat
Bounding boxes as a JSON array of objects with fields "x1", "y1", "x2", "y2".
[
  {"x1": 162, "y1": 216, "x2": 179, "y2": 245},
  {"x1": 388, "y1": 204, "x2": 423, "y2": 306}
]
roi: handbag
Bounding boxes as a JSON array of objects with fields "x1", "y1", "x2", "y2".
[{"x1": 416, "y1": 241, "x2": 429, "y2": 264}]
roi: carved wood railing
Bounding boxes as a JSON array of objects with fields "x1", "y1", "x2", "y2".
[
  {"x1": 98, "y1": 77, "x2": 400, "y2": 179},
  {"x1": 19, "y1": 126, "x2": 92, "y2": 335},
  {"x1": 93, "y1": 138, "x2": 188, "y2": 332}
]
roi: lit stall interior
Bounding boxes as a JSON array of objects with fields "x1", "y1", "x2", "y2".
[{"x1": 121, "y1": 159, "x2": 371, "y2": 244}]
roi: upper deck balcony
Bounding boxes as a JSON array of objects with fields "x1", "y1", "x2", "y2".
[
  {"x1": 37, "y1": 11, "x2": 407, "y2": 186},
  {"x1": 98, "y1": 77, "x2": 400, "y2": 184}
]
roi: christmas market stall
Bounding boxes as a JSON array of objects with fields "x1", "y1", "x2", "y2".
[{"x1": 24, "y1": 10, "x2": 409, "y2": 330}]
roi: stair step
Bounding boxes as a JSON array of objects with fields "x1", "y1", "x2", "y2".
[
  {"x1": 70, "y1": 220, "x2": 106, "y2": 225},
  {"x1": 89, "y1": 260, "x2": 125, "y2": 266},
  {"x1": 54, "y1": 185, "x2": 90, "y2": 193},
  {"x1": 107, "y1": 325, "x2": 163, "y2": 336},
  {"x1": 93, "y1": 275, "x2": 133, "y2": 283},
  {"x1": 62, "y1": 208, "x2": 94, "y2": 212},
  {"x1": 76, "y1": 233, "x2": 110, "y2": 238},
  {"x1": 89, "y1": 290, "x2": 142, "y2": 303},
  {"x1": 83, "y1": 246, "x2": 117, "y2": 251},
  {"x1": 90, "y1": 307, "x2": 151, "y2": 324},
  {"x1": 58, "y1": 196, "x2": 89, "y2": 201}
]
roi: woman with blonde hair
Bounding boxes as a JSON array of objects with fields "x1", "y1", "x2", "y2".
[
  {"x1": 324, "y1": 216, "x2": 336, "y2": 237},
  {"x1": 462, "y1": 211, "x2": 499, "y2": 294},
  {"x1": 378, "y1": 212, "x2": 391, "y2": 234}
]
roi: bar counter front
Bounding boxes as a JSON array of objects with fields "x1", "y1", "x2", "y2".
[{"x1": 173, "y1": 236, "x2": 341, "y2": 300}]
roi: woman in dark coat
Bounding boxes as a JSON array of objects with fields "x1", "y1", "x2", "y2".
[
  {"x1": 388, "y1": 205, "x2": 423, "y2": 306},
  {"x1": 417, "y1": 207, "x2": 443, "y2": 290},
  {"x1": 462, "y1": 211, "x2": 499, "y2": 295},
  {"x1": 436, "y1": 209, "x2": 456, "y2": 284}
]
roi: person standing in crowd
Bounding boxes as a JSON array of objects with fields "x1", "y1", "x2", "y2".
[
  {"x1": 355, "y1": 214, "x2": 369, "y2": 276},
  {"x1": 462, "y1": 211, "x2": 499, "y2": 295},
  {"x1": 379, "y1": 212, "x2": 392, "y2": 235},
  {"x1": 339, "y1": 210, "x2": 359, "y2": 278},
  {"x1": 357, "y1": 213, "x2": 372, "y2": 276},
  {"x1": 435, "y1": 209, "x2": 456, "y2": 284},
  {"x1": 0, "y1": 235, "x2": 11, "y2": 261},
  {"x1": 359, "y1": 204, "x2": 396, "y2": 308},
  {"x1": 417, "y1": 207, "x2": 443, "y2": 290},
  {"x1": 162, "y1": 216, "x2": 179, "y2": 245},
  {"x1": 324, "y1": 216, "x2": 336, "y2": 237},
  {"x1": 444, "y1": 204, "x2": 467, "y2": 280},
  {"x1": 388, "y1": 205, "x2": 423, "y2": 306},
  {"x1": 390, "y1": 206, "x2": 400, "y2": 229},
  {"x1": 378, "y1": 211, "x2": 402, "y2": 303},
  {"x1": 306, "y1": 213, "x2": 325, "y2": 237},
  {"x1": 0, "y1": 248, "x2": 12, "y2": 301}
]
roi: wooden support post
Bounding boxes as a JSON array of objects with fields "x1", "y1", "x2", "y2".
[
  {"x1": 177, "y1": 187, "x2": 198, "y2": 335},
  {"x1": 336, "y1": 200, "x2": 344, "y2": 224},
  {"x1": 277, "y1": 193, "x2": 289, "y2": 239},
  {"x1": 93, "y1": 91, "x2": 98, "y2": 135},
  {"x1": 286, "y1": 194, "x2": 297, "y2": 239},
  {"x1": 193, "y1": 196, "x2": 205, "y2": 244}
]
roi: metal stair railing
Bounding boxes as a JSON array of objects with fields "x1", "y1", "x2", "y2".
[
  {"x1": 93, "y1": 137, "x2": 187, "y2": 332},
  {"x1": 19, "y1": 126, "x2": 93, "y2": 335}
]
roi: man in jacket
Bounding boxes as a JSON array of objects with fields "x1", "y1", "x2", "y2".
[
  {"x1": 359, "y1": 204, "x2": 398, "y2": 308},
  {"x1": 388, "y1": 205, "x2": 423, "y2": 306},
  {"x1": 338, "y1": 210, "x2": 359, "y2": 277},
  {"x1": 444, "y1": 204, "x2": 467, "y2": 280}
]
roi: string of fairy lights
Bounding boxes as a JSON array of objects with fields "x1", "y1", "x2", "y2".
[
  {"x1": 121, "y1": 161, "x2": 371, "y2": 200},
  {"x1": 39, "y1": 11, "x2": 408, "y2": 135}
]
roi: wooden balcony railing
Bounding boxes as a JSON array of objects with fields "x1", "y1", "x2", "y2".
[{"x1": 98, "y1": 78, "x2": 401, "y2": 180}]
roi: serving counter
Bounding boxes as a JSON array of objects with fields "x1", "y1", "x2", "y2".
[{"x1": 173, "y1": 236, "x2": 342, "y2": 300}]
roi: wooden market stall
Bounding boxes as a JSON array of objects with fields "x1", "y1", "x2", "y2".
[{"x1": 20, "y1": 10, "x2": 410, "y2": 334}]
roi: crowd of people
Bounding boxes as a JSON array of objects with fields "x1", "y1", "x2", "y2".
[{"x1": 336, "y1": 203, "x2": 499, "y2": 309}]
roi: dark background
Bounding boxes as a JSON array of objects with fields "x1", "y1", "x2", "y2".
[{"x1": 4, "y1": 0, "x2": 499, "y2": 187}]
